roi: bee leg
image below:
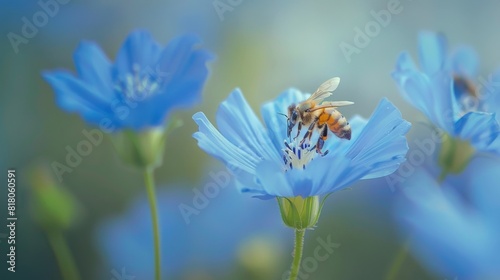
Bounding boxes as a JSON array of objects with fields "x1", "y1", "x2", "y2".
[
  {"x1": 300, "y1": 119, "x2": 318, "y2": 145},
  {"x1": 293, "y1": 122, "x2": 302, "y2": 140},
  {"x1": 316, "y1": 125, "x2": 329, "y2": 156},
  {"x1": 316, "y1": 138, "x2": 324, "y2": 155}
]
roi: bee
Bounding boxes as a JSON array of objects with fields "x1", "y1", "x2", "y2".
[
  {"x1": 453, "y1": 75, "x2": 478, "y2": 99},
  {"x1": 286, "y1": 77, "x2": 353, "y2": 156}
]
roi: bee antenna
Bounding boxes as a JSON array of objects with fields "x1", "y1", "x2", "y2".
[{"x1": 277, "y1": 113, "x2": 289, "y2": 120}]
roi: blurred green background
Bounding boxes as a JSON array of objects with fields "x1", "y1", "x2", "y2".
[{"x1": 2, "y1": 0, "x2": 500, "y2": 279}]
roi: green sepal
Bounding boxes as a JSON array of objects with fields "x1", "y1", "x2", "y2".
[
  {"x1": 110, "y1": 118, "x2": 183, "y2": 169},
  {"x1": 438, "y1": 133, "x2": 475, "y2": 180},
  {"x1": 277, "y1": 196, "x2": 321, "y2": 230}
]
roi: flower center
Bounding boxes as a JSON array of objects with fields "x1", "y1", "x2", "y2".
[
  {"x1": 114, "y1": 64, "x2": 163, "y2": 101},
  {"x1": 282, "y1": 139, "x2": 317, "y2": 171}
]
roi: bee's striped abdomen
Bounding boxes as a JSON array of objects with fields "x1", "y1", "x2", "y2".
[{"x1": 318, "y1": 108, "x2": 351, "y2": 140}]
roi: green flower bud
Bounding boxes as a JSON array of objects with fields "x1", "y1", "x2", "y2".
[
  {"x1": 237, "y1": 236, "x2": 283, "y2": 278},
  {"x1": 110, "y1": 118, "x2": 182, "y2": 169},
  {"x1": 438, "y1": 133, "x2": 475, "y2": 179},
  {"x1": 29, "y1": 163, "x2": 80, "y2": 231},
  {"x1": 277, "y1": 196, "x2": 321, "y2": 230}
]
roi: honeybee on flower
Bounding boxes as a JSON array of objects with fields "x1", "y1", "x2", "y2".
[{"x1": 285, "y1": 77, "x2": 353, "y2": 156}]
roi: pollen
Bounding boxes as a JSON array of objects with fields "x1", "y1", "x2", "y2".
[
  {"x1": 282, "y1": 139, "x2": 316, "y2": 171},
  {"x1": 114, "y1": 64, "x2": 162, "y2": 101}
]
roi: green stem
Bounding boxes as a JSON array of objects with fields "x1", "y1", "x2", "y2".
[
  {"x1": 144, "y1": 168, "x2": 161, "y2": 280},
  {"x1": 47, "y1": 230, "x2": 81, "y2": 280},
  {"x1": 385, "y1": 242, "x2": 409, "y2": 280},
  {"x1": 289, "y1": 229, "x2": 306, "y2": 280}
]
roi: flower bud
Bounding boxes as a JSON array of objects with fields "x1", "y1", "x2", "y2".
[
  {"x1": 277, "y1": 196, "x2": 321, "y2": 230},
  {"x1": 237, "y1": 236, "x2": 283, "y2": 278},
  {"x1": 29, "y1": 163, "x2": 80, "y2": 231}
]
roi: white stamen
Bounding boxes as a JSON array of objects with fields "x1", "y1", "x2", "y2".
[
  {"x1": 115, "y1": 63, "x2": 162, "y2": 101},
  {"x1": 282, "y1": 139, "x2": 317, "y2": 171}
]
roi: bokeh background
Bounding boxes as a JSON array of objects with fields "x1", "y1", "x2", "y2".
[{"x1": 2, "y1": 0, "x2": 500, "y2": 279}]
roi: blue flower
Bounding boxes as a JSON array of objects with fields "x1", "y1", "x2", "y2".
[
  {"x1": 192, "y1": 85, "x2": 411, "y2": 199},
  {"x1": 43, "y1": 29, "x2": 213, "y2": 131},
  {"x1": 396, "y1": 157, "x2": 500, "y2": 279},
  {"x1": 96, "y1": 183, "x2": 289, "y2": 279},
  {"x1": 480, "y1": 69, "x2": 500, "y2": 151},
  {"x1": 392, "y1": 31, "x2": 500, "y2": 154}
]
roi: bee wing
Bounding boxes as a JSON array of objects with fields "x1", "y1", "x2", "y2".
[
  {"x1": 325, "y1": 101, "x2": 354, "y2": 107},
  {"x1": 307, "y1": 101, "x2": 354, "y2": 112},
  {"x1": 307, "y1": 77, "x2": 341, "y2": 102}
]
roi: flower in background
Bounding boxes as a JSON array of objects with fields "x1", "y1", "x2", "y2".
[
  {"x1": 43, "y1": 29, "x2": 213, "y2": 131},
  {"x1": 44, "y1": 29, "x2": 214, "y2": 280},
  {"x1": 396, "y1": 156, "x2": 500, "y2": 279},
  {"x1": 193, "y1": 86, "x2": 410, "y2": 202},
  {"x1": 96, "y1": 183, "x2": 290, "y2": 279},
  {"x1": 43, "y1": 30, "x2": 213, "y2": 168},
  {"x1": 392, "y1": 31, "x2": 500, "y2": 175}
]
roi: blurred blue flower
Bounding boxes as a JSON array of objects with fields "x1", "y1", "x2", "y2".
[
  {"x1": 96, "y1": 182, "x2": 289, "y2": 279},
  {"x1": 43, "y1": 29, "x2": 213, "y2": 131},
  {"x1": 392, "y1": 31, "x2": 500, "y2": 154},
  {"x1": 396, "y1": 157, "x2": 500, "y2": 279},
  {"x1": 193, "y1": 87, "x2": 410, "y2": 199}
]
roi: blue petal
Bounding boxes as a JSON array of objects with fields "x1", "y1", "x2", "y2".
[
  {"x1": 393, "y1": 55, "x2": 434, "y2": 118},
  {"x1": 470, "y1": 156, "x2": 500, "y2": 231},
  {"x1": 113, "y1": 29, "x2": 162, "y2": 77},
  {"x1": 157, "y1": 34, "x2": 213, "y2": 81},
  {"x1": 166, "y1": 48, "x2": 213, "y2": 107},
  {"x1": 393, "y1": 62, "x2": 455, "y2": 131},
  {"x1": 489, "y1": 137, "x2": 500, "y2": 154},
  {"x1": 302, "y1": 155, "x2": 364, "y2": 196},
  {"x1": 454, "y1": 112, "x2": 500, "y2": 152},
  {"x1": 393, "y1": 52, "x2": 417, "y2": 73},
  {"x1": 418, "y1": 31, "x2": 447, "y2": 75},
  {"x1": 73, "y1": 41, "x2": 114, "y2": 97},
  {"x1": 254, "y1": 156, "x2": 356, "y2": 198},
  {"x1": 306, "y1": 117, "x2": 369, "y2": 195},
  {"x1": 255, "y1": 160, "x2": 294, "y2": 197},
  {"x1": 159, "y1": 51, "x2": 211, "y2": 109},
  {"x1": 397, "y1": 169, "x2": 498, "y2": 278},
  {"x1": 42, "y1": 70, "x2": 112, "y2": 125},
  {"x1": 192, "y1": 111, "x2": 260, "y2": 187},
  {"x1": 216, "y1": 89, "x2": 281, "y2": 163},
  {"x1": 448, "y1": 46, "x2": 479, "y2": 78},
  {"x1": 482, "y1": 69, "x2": 500, "y2": 118},
  {"x1": 346, "y1": 98, "x2": 411, "y2": 179},
  {"x1": 261, "y1": 88, "x2": 307, "y2": 152}
]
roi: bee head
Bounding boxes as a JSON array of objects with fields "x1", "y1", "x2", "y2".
[{"x1": 287, "y1": 104, "x2": 298, "y2": 137}]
